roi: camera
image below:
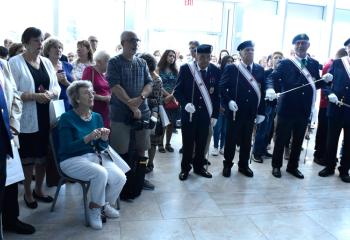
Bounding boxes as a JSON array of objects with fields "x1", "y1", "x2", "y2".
[{"x1": 127, "y1": 111, "x2": 158, "y2": 131}]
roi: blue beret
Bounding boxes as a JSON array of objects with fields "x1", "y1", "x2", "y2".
[
  {"x1": 237, "y1": 40, "x2": 254, "y2": 51},
  {"x1": 196, "y1": 44, "x2": 213, "y2": 54},
  {"x1": 292, "y1": 34, "x2": 309, "y2": 44},
  {"x1": 344, "y1": 38, "x2": 350, "y2": 47}
]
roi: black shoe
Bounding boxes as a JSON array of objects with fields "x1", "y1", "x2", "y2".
[
  {"x1": 264, "y1": 152, "x2": 273, "y2": 158},
  {"x1": 194, "y1": 168, "x2": 212, "y2": 178},
  {"x1": 318, "y1": 167, "x2": 335, "y2": 177},
  {"x1": 145, "y1": 165, "x2": 154, "y2": 174},
  {"x1": 253, "y1": 155, "x2": 263, "y2": 163},
  {"x1": 179, "y1": 171, "x2": 189, "y2": 181},
  {"x1": 272, "y1": 168, "x2": 281, "y2": 178},
  {"x1": 286, "y1": 168, "x2": 304, "y2": 179},
  {"x1": 3, "y1": 219, "x2": 36, "y2": 234},
  {"x1": 238, "y1": 167, "x2": 254, "y2": 177},
  {"x1": 313, "y1": 157, "x2": 327, "y2": 166},
  {"x1": 143, "y1": 179, "x2": 155, "y2": 190},
  {"x1": 24, "y1": 195, "x2": 38, "y2": 209},
  {"x1": 204, "y1": 159, "x2": 211, "y2": 166},
  {"x1": 222, "y1": 167, "x2": 231, "y2": 178},
  {"x1": 165, "y1": 144, "x2": 174, "y2": 152},
  {"x1": 339, "y1": 173, "x2": 350, "y2": 183},
  {"x1": 158, "y1": 146, "x2": 166, "y2": 153},
  {"x1": 33, "y1": 190, "x2": 53, "y2": 203}
]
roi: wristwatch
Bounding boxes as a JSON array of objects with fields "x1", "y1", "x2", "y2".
[{"x1": 140, "y1": 94, "x2": 146, "y2": 101}]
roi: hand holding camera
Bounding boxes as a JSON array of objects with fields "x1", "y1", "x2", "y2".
[{"x1": 99, "y1": 128, "x2": 110, "y2": 141}]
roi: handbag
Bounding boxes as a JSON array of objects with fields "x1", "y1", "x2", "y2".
[
  {"x1": 164, "y1": 99, "x2": 179, "y2": 110},
  {"x1": 49, "y1": 99, "x2": 65, "y2": 126}
]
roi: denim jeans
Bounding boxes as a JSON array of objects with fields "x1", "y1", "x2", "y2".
[
  {"x1": 253, "y1": 104, "x2": 276, "y2": 156},
  {"x1": 213, "y1": 113, "x2": 227, "y2": 149}
]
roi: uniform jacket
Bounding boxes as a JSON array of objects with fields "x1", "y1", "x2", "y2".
[
  {"x1": 266, "y1": 57, "x2": 323, "y2": 118},
  {"x1": 220, "y1": 63, "x2": 265, "y2": 118},
  {"x1": 326, "y1": 58, "x2": 350, "y2": 121},
  {"x1": 174, "y1": 62, "x2": 220, "y2": 123}
]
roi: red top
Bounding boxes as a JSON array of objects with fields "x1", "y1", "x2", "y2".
[
  {"x1": 82, "y1": 66, "x2": 111, "y2": 128},
  {"x1": 320, "y1": 59, "x2": 333, "y2": 109}
]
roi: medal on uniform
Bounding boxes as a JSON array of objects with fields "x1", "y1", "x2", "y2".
[{"x1": 209, "y1": 87, "x2": 214, "y2": 94}]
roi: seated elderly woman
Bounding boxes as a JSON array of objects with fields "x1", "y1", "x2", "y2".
[{"x1": 58, "y1": 80, "x2": 126, "y2": 230}]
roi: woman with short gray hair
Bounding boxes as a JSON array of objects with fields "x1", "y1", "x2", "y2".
[
  {"x1": 82, "y1": 50, "x2": 111, "y2": 127},
  {"x1": 58, "y1": 80, "x2": 126, "y2": 230}
]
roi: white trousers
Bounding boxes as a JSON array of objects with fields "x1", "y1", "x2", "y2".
[{"x1": 60, "y1": 153, "x2": 126, "y2": 206}]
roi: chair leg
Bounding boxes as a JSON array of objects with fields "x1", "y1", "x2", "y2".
[
  {"x1": 116, "y1": 196, "x2": 120, "y2": 210},
  {"x1": 50, "y1": 178, "x2": 65, "y2": 212},
  {"x1": 82, "y1": 182, "x2": 90, "y2": 227}
]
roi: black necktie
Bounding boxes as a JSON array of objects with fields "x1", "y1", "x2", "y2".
[
  {"x1": 200, "y1": 70, "x2": 206, "y2": 80},
  {"x1": 247, "y1": 65, "x2": 251, "y2": 73}
]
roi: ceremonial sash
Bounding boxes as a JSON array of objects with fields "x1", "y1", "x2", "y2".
[
  {"x1": 341, "y1": 56, "x2": 350, "y2": 81},
  {"x1": 235, "y1": 62, "x2": 261, "y2": 106},
  {"x1": 187, "y1": 62, "x2": 213, "y2": 118},
  {"x1": 289, "y1": 57, "x2": 316, "y2": 111}
]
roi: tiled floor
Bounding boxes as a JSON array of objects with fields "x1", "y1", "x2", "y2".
[{"x1": 4, "y1": 130, "x2": 349, "y2": 240}]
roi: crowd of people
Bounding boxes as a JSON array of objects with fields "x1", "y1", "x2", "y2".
[{"x1": 1, "y1": 27, "x2": 349, "y2": 237}]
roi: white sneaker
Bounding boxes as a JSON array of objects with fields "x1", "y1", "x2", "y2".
[
  {"x1": 88, "y1": 207, "x2": 102, "y2": 230},
  {"x1": 211, "y1": 148, "x2": 219, "y2": 156},
  {"x1": 219, "y1": 147, "x2": 224, "y2": 155},
  {"x1": 103, "y1": 203, "x2": 120, "y2": 218}
]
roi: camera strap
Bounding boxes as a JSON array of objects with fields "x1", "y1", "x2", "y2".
[{"x1": 91, "y1": 142, "x2": 103, "y2": 166}]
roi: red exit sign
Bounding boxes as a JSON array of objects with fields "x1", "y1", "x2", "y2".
[{"x1": 185, "y1": 0, "x2": 193, "y2": 6}]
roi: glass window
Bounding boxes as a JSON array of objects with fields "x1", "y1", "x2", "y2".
[
  {"x1": 330, "y1": 8, "x2": 350, "y2": 57},
  {"x1": 1, "y1": 0, "x2": 53, "y2": 43},
  {"x1": 147, "y1": 0, "x2": 223, "y2": 59},
  {"x1": 283, "y1": 3, "x2": 325, "y2": 59},
  {"x1": 233, "y1": 0, "x2": 280, "y2": 60},
  {"x1": 57, "y1": 0, "x2": 124, "y2": 54}
]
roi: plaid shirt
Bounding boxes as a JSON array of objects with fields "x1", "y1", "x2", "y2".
[{"x1": 107, "y1": 54, "x2": 152, "y2": 122}]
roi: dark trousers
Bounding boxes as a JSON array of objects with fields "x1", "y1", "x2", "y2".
[
  {"x1": 0, "y1": 154, "x2": 6, "y2": 216},
  {"x1": 224, "y1": 112, "x2": 255, "y2": 168},
  {"x1": 1, "y1": 183, "x2": 19, "y2": 226},
  {"x1": 181, "y1": 112, "x2": 209, "y2": 172},
  {"x1": 325, "y1": 117, "x2": 350, "y2": 173},
  {"x1": 314, "y1": 108, "x2": 328, "y2": 159},
  {"x1": 253, "y1": 104, "x2": 276, "y2": 156},
  {"x1": 272, "y1": 115, "x2": 308, "y2": 169}
]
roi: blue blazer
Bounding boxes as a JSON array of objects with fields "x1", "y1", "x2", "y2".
[
  {"x1": 266, "y1": 58, "x2": 323, "y2": 118},
  {"x1": 0, "y1": 85, "x2": 13, "y2": 158},
  {"x1": 326, "y1": 58, "x2": 350, "y2": 122},
  {"x1": 220, "y1": 63, "x2": 265, "y2": 118},
  {"x1": 174, "y1": 62, "x2": 220, "y2": 124}
]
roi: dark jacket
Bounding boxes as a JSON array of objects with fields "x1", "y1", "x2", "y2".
[
  {"x1": 174, "y1": 62, "x2": 220, "y2": 124},
  {"x1": 220, "y1": 63, "x2": 265, "y2": 118},
  {"x1": 266, "y1": 57, "x2": 323, "y2": 118}
]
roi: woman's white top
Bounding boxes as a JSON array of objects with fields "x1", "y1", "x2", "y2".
[{"x1": 9, "y1": 54, "x2": 60, "y2": 133}]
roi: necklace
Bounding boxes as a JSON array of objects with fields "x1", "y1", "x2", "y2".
[{"x1": 74, "y1": 109, "x2": 92, "y2": 121}]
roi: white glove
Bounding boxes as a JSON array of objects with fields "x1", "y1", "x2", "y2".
[
  {"x1": 228, "y1": 100, "x2": 238, "y2": 112},
  {"x1": 255, "y1": 115, "x2": 265, "y2": 124},
  {"x1": 328, "y1": 93, "x2": 339, "y2": 104},
  {"x1": 185, "y1": 103, "x2": 196, "y2": 113},
  {"x1": 266, "y1": 88, "x2": 278, "y2": 101},
  {"x1": 322, "y1": 73, "x2": 333, "y2": 83},
  {"x1": 211, "y1": 118, "x2": 217, "y2": 127}
]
